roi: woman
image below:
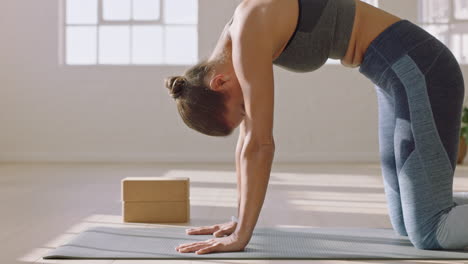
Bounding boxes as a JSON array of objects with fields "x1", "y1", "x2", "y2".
[{"x1": 168, "y1": 0, "x2": 467, "y2": 254}]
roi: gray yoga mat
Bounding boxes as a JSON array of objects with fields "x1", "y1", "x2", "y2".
[{"x1": 43, "y1": 226, "x2": 468, "y2": 260}]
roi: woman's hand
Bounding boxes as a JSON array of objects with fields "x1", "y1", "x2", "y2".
[
  {"x1": 185, "y1": 221, "x2": 237, "y2": 237},
  {"x1": 175, "y1": 233, "x2": 247, "y2": 255}
]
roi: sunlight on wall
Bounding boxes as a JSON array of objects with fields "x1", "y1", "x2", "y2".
[
  {"x1": 289, "y1": 199, "x2": 389, "y2": 214},
  {"x1": 164, "y1": 169, "x2": 468, "y2": 216},
  {"x1": 165, "y1": 169, "x2": 390, "y2": 215},
  {"x1": 163, "y1": 169, "x2": 387, "y2": 188},
  {"x1": 191, "y1": 187, "x2": 237, "y2": 208},
  {"x1": 269, "y1": 172, "x2": 385, "y2": 188},
  {"x1": 286, "y1": 190, "x2": 386, "y2": 202},
  {"x1": 164, "y1": 169, "x2": 237, "y2": 184}
]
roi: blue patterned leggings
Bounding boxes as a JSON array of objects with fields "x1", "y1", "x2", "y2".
[{"x1": 359, "y1": 20, "x2": 467, "y2": 250}]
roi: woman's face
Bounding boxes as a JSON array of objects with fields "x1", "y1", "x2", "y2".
[
  {"x1": 208, "y1": 71, "x2": 245, "y2": 131},
  {"x1": 224, "y1": 81, "x2": 246, "y2": 130}
]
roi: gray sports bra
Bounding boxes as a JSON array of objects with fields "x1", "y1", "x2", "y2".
[{"x1": 272, "y1": 0, "x2": 356, "y2": 72}]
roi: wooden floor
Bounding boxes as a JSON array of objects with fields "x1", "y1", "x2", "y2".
[{"x1": 2, "y1": 162, "x2": 468, "y2": 264}]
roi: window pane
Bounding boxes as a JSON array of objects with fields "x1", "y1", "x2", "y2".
[
  {"x1": 463, "y1": 34, "x2": 468, "y2": 63},
  {"x1": 454, "y1": 0, "x2": 468, "y2": 20},
  {"x1": 165, "y1": 26, "x2": 197, "y2": 64},
  {"x1": 164, "y1": 0, "x2": 197, "y2": 24},
  {"x1": 452, "y1": 33, "x2": 463, "y2": 62},
  {"x1": 132, "y1": 26, "x2": 163, "y2": 64},
  {"x1": 99, "y1": 26, "x2": 130, "y2": 64},
  {"x1": 103, "y1": 0, "x2": 131, "y2": 21},
  {"x1": 66, "y1": 0, "x2": 97, "y2": 24},
  {"x1": 420, "y1": 0, "x2": 450, "y2": 23},
  {"x1": 133, "y1": 0, "x2": 160, "y2": 20},
  {"x1": 66, "y1": 26, "x2": 97, "y2": 64},
  {"x1": 450, "y1": 33, "x2": 468, "y2": 63}
]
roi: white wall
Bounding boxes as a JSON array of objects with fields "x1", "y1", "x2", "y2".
[{"x1": 0, "y1": 0, "x2": 466, "y2": 163}]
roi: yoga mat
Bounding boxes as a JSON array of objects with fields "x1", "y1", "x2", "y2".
[{"x1": 43, "y1": 226, "x2": 468, "y2": 260}]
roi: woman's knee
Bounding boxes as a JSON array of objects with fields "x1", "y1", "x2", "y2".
[
  {"x1": 407, "y1": 232, "x2": 443, "y2": 250},
  {"x1": 433, "y1": 206, "x2": 468, "y2": 250},
  {"x1": 404, "y1": 218, "x2": 444, "y2": 250}
]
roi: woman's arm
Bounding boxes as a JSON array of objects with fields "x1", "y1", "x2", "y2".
[
  {"x1": 235, "y1": 136, "x2": 275, "y2": 243},
  {"x1": 235, "y1": 120, "x2": 246, "y2": 217},
  {"x1": 230, "y1": 3, "x2": 276, "y2": 243},
  {"x1": 176, "y1": 3, "x2": 277, "y2": 255}
]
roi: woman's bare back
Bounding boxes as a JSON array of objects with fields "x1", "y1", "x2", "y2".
[{"x1": 213, "y1": 0, "x2": 402, "y2": 68}]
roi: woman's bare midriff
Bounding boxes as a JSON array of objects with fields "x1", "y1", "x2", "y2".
[{"x1": 341, "y1": 0, "x2": 402, "y2": 68}]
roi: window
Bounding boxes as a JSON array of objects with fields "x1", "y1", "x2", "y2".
[
  {"x1": 419, "y1": 0, "x2": 468, "y2": 64},
  {"x1": 64, "y1": 0, "x2": 198, "y2": 65},
  {"x1": 326, "y1": 0, "x2": 378, "y2": 65}
]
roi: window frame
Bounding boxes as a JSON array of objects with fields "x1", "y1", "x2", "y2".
[
  {"x1": 61, "y1": 0, "x2": 198, "y2": 66},
  {"x1": 419, "y1": 0, "x2": 468, "y2": 23},
  {"x1": 418, "y1": 0, "x2": 468, "y2": 64}
]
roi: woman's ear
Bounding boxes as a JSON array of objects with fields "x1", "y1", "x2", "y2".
[{"x1": 209, "y1": 74, "x2": 228, "y2": 92}]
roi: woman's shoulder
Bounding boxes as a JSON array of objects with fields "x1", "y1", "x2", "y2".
[
  {"x1": 236, "y1": 0, "x2": 270, "y2": 12},
  {"x1": 235, "y1": 0, "x2": 287, "y2": 24},
  {"x1": 230, "y1": 0, "x2": 282, "y2": 37},
  {"x1": 230, "y1": 0, "x2": 297, "y2": 59}
]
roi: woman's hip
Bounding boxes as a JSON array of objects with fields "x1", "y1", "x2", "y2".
[{"x1": 358, "y1": 19, "x2": 463, "y2": 93}]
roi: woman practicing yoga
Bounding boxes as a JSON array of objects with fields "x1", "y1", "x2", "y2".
[{"x1": 167, "y1": 0, "x2": 467, "y2": 254}]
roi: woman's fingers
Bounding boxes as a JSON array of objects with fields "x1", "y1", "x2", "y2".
[
  {"x1": 176, "y1": 239, "x2": 217, "y2": 253},
  {"x1": 177, "y1": 243, "x2": 207, "y2": 253},
  {"x1": 213, "y1": 223, "x2": 236, "y2": 237},
  {"x1": 176, "y1": 235, "x2": 247, "y2": 255},
  {"x1": 196, "y1": 242, "x2": 221, "y2": 255},
  {"x1": 176, "y1": 240, "x2": 209, "y2": 250},
  {"x1": 213, "y1": 228, "x2": 232, "y2": 237},
  {"x1": 185, "y1": 222, "x2": 236, "y2": 235},
  {"x1": 186, "y1": 225, "x2": 220, "y2": 235}
]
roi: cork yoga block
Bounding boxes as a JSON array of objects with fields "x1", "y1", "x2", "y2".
[{"x1": 121, "y1": 177, "x2": 190, "y2": 223}]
